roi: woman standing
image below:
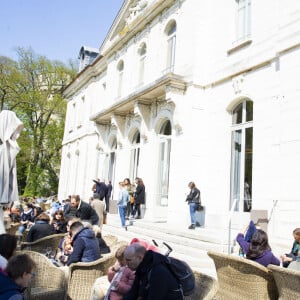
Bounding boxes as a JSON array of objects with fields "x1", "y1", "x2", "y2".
[
  {"x1": 133, "y1": 177, "x2": 145, "y2": 219},
  {"x1": 124, "y1": 178, "x2": 135, "y2": 219},
  {"x1": 186, "y1": 181, "x2": 200, "y2": 229},
  {"x1": 117, "y1": 182, "x2": 130, "y2": 230}
]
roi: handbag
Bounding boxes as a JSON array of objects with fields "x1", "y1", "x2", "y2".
[
  {"x1": 130, "y1": 196, "x2": 135, "y2": 204},
  {"x1": 195, "y1": 203, "x2": 204, "y2": 211}
]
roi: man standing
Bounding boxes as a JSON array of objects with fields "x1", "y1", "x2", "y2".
[
  {"x1": 90, "y1": 195, "x2": 106, "y2": 229},
  {"x1": 123, "y1": 243, "x2": 183, "y2": 300},
  {"x1": 66, "y1": 221, "x2": 100, "y2": 266},
  {"x1": 70, "y1": 195, "x2": 99, "y2": 225},
  {"x1": 92, "y1": 179, "x2": 107, "y2": 201},
  {"x1": 105, "y1": 180, "x2": 113, "y2": 212}
]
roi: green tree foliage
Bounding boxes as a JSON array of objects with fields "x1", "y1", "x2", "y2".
[{"x1": 0, "y1": 48, "x2": 77, "y2": 196}]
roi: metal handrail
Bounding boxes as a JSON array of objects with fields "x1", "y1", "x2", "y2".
[{"x1": 227, "y1": 198, "x2": 238, "y2": 254}]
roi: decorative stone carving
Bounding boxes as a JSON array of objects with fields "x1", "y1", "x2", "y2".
[
  {"x1": 134, "y1": 101, "x2": 151, "y2": 129},
  {"x1": 165, "y1": 83, "x2": 186, "y2": 95},
  {"x1": 141, "y1": 133, "x2": 148, "y2": 143},
  {"x1": 126, "y1": 0, "x2": 148, "y2": 25},
  {"x1": 117, "y1": 141, "x2": 123, "y2": 149},
  {"x1": 174, "y1": 123, "x2": 183, "y2": 135},
  {"x1": 232, "y1": 75, "x2": 245, "y2": 94},
  {"x1": 111, "y1": 113, "x2": 126, "y2": 137}
]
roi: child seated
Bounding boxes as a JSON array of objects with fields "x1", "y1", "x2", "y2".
[{"x1": 91, "y1": 244, "x2": 134, "y2": 300}]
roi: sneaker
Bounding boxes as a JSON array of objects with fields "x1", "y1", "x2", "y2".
[{"x1": 188, "y1": 224, "x2": 195, "y2": 229}]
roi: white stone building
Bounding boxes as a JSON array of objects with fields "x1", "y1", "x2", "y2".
[{"x1": 59, "y1": 0, "x2": 300, "y2": 242}]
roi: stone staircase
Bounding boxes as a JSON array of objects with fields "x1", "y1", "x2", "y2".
[{"x1": 101, "y1": 213, "x2": 236, "y2": 278}]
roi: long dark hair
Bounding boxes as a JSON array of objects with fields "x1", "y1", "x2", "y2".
[
  {"x1": 0, "y1": 234, "x2": 18, "y2": 260},
  {"x1": 246, "y1": 229, "x2": 271, "y2": 259}
]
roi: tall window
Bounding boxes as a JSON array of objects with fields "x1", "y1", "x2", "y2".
[
  {"x1": 236, "y1": 0, "x2": 251, "y2": 42},
  {"x1": 158, "y1": 120, "x2": 172, "y2": 206},
  {"x1": 130, "y1": 131, "x2": 140, "y2": 181},
  {"x1": 108, "y1": 138, "x2": 117, "y2": 183},
  {"x1": 165, "y1": 21, "x2": 176, "y2": 71},
  {"x1": 138, "y1": 43, "x2": 147, "y2": 85},
  {"x1": 230, "y1": 100, "x2": 253, "y2": 212},
  {"x1": 117, "y1": 60, "x2": 124, "y2": 98}
]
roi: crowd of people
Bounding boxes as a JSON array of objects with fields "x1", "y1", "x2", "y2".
[
  {"x1": 116, "y1": 177, "x2": 146, "y2": 231},
  {"x1": 3, "y1": 177, "x2": 300, "y2": 299},
  {"x1": 0, "y1": 217, "x2": 300, "y2": 299}
]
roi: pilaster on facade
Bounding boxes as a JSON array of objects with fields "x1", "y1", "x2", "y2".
[{"x1": 165, "y1": 82, "x2": 186, "y2": 135}]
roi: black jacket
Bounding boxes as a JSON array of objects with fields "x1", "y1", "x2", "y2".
[
  {"x1": 93, "y1": 180, "x2": 108, "y2": 200},
  {"x1": 27, "y1": 221, "x2": 55, "y2": 242},
  {"x1": 186, "y1": 188, "x2": 200, "y2": 204},
  {"x1": 134, "y1": 185, "x2": 145, "y2": 205},
  {"x1": 75, "y1": 201, "x2": 99, "y2": 225},
  {"x1": 123, "y1": 250, "x2": 182, "y2": 300}
]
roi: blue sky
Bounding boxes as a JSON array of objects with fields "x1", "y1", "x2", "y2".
[{"x1": 0, "y1": 0, "x2": 124, "y2": 64}]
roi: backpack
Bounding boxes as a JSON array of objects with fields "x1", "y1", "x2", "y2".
[{"x1": 165, "y1": 256, "x2": 195, "y2": 296}]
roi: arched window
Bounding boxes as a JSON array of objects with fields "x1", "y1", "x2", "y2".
[
  {"x1": 130, "y1": 131, "x2": 140, "y2": 180},
  {"x1": 230, "y1": 100, "x2": 253, "y2": 212},
  {"x1": 138, "y1": 43, "x2": 147, "y2": 85},
  {"x1": 165, "y1": 21, "x2": 176, "y2": 71},
  {"x1": 117, "y1": 60, "x2": 124, "y2": 97},
  {"x1": 158, "y1": 120, "x2": 172, "y2": 206}
]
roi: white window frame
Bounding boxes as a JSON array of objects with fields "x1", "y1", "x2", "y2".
[
  {"x1": 230, "y1": 100, "x2": 253, "y2": 212},
  {"x1": 129, "y1": 131, "x2": 140, "y2": 181},
  {"x1": 164, "y1": 21, "x2": 177, "y2": 73},
  {"x1": 235, "y1": 0, "x2": 251, "y2": 43},
  {"x1": 117, "y1": 60, "x2": 124, "y2": 98},
  {"x1": 138, "y1": 44, "x2": 146, "y2": 86}
]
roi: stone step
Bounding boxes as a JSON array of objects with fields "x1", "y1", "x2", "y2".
[{"x1": 102, "y1": 214, "x2": 220, "y2": 277}]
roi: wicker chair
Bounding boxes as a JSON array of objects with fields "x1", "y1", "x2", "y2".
[
  {"x1": 20, "y1": 233, "x2": 66, "y2": 254},
  {"x1": 67, "y1": 253, "x2": 116, "y2": 300},
  {"x1": 183, "y1": 270, "x2": 218, "y2": 300},
  {"x1": 207, "y1": 250, "x2": 278, "y2": 300},
  {"x1": 18, "y1": 250, "x2": 67, "y2": 300},
  {"x1": 268, "y1": 264, "x2": 300, "y2": 300},
  {"x1": 102, "y1": 234, "x2": 118, "y2": 247}
]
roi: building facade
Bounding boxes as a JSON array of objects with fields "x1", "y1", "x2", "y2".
[{"x1": 59, "y1": 0, "x2": 300, "y2": 241}]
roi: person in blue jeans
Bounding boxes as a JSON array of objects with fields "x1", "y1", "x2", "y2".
[
  {"x1": 185, "y1": 181, "x2": 200, "y2": 229},
  {"x1": 117, "y1": 181, "x2": 130, "y2": 230}
]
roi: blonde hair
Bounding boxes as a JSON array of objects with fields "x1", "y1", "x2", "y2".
[{"x1": 115, "y1": 244, "x2": 128, "y2": 260}]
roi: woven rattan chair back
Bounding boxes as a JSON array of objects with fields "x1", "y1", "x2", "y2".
[
  {"x1": 207, "y1": 250, "x2": 278, "y2": 300},
  {"x1": 183, "y1": 271, "x2": 218, "y2": 300},
  {"x1": 18, "y1": 250, "x2": 66, "y2": 300},
  {"x1": 67, "y1": 254, "x2": 116, "y2": 300},
  {"x1": 20, "y1": 233, "x2": 66, "y2": 254},
  {"x1": 268, "y1": 264, "x2": 300, "y2": 300}
]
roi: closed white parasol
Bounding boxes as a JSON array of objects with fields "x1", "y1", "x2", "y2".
[{"x1": 0, "y1": 110, "x2": 24, "y2": 233}]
